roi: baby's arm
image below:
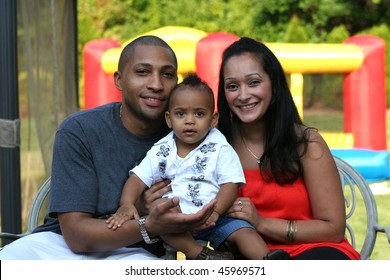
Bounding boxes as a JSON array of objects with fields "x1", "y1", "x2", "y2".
[
  {"x1": 106, "y1": 174, "x2": 147, "y2": 230},
  {"x1": 207, "y1": 183, "x2": 239, "y2": 225}
]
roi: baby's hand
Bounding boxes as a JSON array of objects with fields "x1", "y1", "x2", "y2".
[
  {"x1": 205, "y1": 211, "x2": 219, "y2": 226},
  {"x1": 106, "y1": 205, "x2": 139, "y2": 230}
]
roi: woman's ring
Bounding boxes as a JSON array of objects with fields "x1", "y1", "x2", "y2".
[{"x1": 237, "y1": 200, "x2": 243, "y2": 210}]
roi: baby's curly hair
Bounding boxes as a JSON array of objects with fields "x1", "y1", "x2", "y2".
[{"x1": 169, "y1": 74, "x2": 215, "y2": 109}]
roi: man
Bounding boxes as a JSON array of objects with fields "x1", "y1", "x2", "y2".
[{"x1": 0, "y1": 35, "x2": 215, "y2": 259}]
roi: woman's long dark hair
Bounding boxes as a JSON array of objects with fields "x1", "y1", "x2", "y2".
[{"x1": 217, "y1": 37, "x2": 311, "y2": 184}]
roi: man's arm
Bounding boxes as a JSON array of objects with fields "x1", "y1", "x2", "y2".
[{"x1": 59, "y1": 197, "x2": 216, "y2": 253}]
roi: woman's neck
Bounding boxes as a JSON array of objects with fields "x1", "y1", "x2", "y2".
[
  {"x1": 235, "y1": 121, "x2": 265, "y2": 144},
  {"x1": 233, "y1": 122, "x2": 265, "y2": 169}
]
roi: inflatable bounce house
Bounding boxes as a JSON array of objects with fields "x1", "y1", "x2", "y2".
[{"x1": 82, "y1": 26, "x2": 389, "y2": 182}]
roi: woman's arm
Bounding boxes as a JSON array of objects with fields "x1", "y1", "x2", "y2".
[
  {"x1": 228, "y1": 130, "x2": 345, "y2": 244},
  {"x1": 294, "y1": 130, "x2": 346, "y2": 243}
]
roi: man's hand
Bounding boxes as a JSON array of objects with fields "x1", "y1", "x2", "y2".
[
  {"x1": 146, "y1": 197, "x2": 217, "y2": 236},
  {"x1": 135, "y1": 179, "x2": 172, "y2": 215}
]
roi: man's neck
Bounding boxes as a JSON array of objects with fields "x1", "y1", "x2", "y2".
[{"x1": 122, "y1": 116, "x2": 166, "y2": 138}]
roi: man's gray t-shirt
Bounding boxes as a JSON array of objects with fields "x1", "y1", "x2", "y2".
[{"x1": 34, "y1": 102, "x2": 169, "y2": 234}]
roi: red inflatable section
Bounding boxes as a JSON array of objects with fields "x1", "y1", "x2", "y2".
[
  {"x1": 196, "y1": 32, "x2": 239, "y2": 111},
  {"x1": 83, "y1": 39, "x2": 121, "y2": 109},
  {"x1": 343, "y1": 35, "x2": 387, "y2": 150}
]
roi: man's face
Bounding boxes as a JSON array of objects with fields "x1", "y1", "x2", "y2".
[{"x1": 115, "y1": 45, "x2": 178, "y2": 123}]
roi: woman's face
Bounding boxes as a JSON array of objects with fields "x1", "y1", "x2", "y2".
[{"x1": 223, "y1": 52, "x2": 272, "y2": 124}]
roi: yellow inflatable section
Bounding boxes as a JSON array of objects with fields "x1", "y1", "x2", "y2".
[
  {"x1": 267, "y1": 43, "x2": 363, "y2": 74},
  {"x1": 101, "y1": 26, "x2": 207, "y2": 75},
  {"x1": 102, "y1": 30, "x2": 364, "y2": 76}
]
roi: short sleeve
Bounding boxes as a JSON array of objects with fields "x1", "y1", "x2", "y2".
[
  {"x1": 131, "y1": 149, "x2": 155, "y2": 188},
  {"x1": 216, "y1": 145, "x2": 246, "y2": 186}
]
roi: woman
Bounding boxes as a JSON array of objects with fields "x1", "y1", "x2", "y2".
[{"x1": 217, "y1": 37, "x2": 360, "y2": 260}]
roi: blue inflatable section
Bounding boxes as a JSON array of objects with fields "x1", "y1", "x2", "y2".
[{"x1": 331, "y1": 149, "x2": 390, "y2": 182}]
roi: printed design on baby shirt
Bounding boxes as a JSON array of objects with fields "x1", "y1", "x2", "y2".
[
  {"x1": 187, "y1": 183, "x2": 203, "y2": 207},
  {"x1": 193, "y1": 156, "x2": 209, "y2": 173},
  {"x1": 158, "y1": 159, "x2": 167, "y2": 179},
  {"x1": 200, "y1": 143, "x2": 216, "y2": 154},
  {"x1": 157, "y1": 145, "x2": 170, "y2": 179},
  {"x1": 191, "y1": 175, "x2": 205, "y2": 181},
  {"x1": 157, "y1": 145, "x2": 170, "y2": 157},
  {"x1": 186, "y1": 142, "x2": 217, "y2": 207}
]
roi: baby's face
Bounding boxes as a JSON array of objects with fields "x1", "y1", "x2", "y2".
[{"x1": 165, "y1": 87, "x2": 218, "y2": 151}]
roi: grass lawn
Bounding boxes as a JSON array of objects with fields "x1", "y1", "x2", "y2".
[
  {"x1": 369, "y1": 193, "x2": 390, "y2": 259},
  {"x1": 342, "y1": 184, "x2": 390, "y2": 259}
]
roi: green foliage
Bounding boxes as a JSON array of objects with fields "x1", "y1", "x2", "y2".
[
  {"x1": 77, "y1": 0, "x2": 104, "y2": 42},
  {"x1": 251, "y1": 0, "x2": 352, "y2": 42},
  {"x1": 326, "y1": 25, "x2": 350, "y2": 43},
  {"x1": 283, "y1": 15, "x2": 308, "y2": 43}
]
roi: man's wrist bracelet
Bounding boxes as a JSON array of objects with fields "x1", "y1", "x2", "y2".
[{"x1": 138, "y1": 216, "x2": 160, "y2": 244}]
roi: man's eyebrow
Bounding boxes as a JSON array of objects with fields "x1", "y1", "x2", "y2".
[
  {"x1": 133, "y1": 62, "x2": 152, "y2": 67},
  {"x1": 133, "y1": 63, "x2": 176, "y2": 70},
  {"x1": 161, "y1": 64, "x2": 177, "y2": 70}
]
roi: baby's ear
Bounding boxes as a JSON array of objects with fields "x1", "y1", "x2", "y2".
[
  {"x1": 211, "y1": 111, "x2": 219, "y2": 128},
  {"x1": 165, "y1": 111, "x2": 172, "y2": 128}
]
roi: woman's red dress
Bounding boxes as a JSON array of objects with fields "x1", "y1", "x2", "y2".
[{"x1": 238, "y1": 170, "x2": 361, "y2": 259}]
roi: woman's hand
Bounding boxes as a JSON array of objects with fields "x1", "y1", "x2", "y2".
[
  {"x1": 135, "y1": 179, "x2": 172, "y2": 215},
  {"x1": 226, "y1": 197, "x2": 261, "y2": 228},
  {"x1": 146, "y1": 197, "x2": 217, "y2": 236}
]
